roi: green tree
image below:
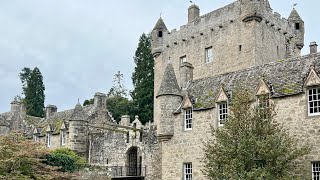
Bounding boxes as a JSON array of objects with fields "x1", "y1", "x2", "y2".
[
  {"x1": 107, "y1": 71, "x2": 127, "y2": 98},
  {"x1": 106, "y1": 96, "x2": 133, "y2": 122},
  {"x1": 131, "y1": 33, "x2": 154, "y2": 124},
  {"x1": 83, "y1": 98, "x2": 94, "y2": 106},
  {"x1": 203, "y1": 89, "x2": 310, "y2": 179},
  {"x1": 19, "y1": 67, "x2": 45, "y2": 117}
]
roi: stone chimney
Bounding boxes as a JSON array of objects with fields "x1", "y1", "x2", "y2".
[
  {"x1": 120, "y1": 115, "x2": 130, "y2": 127},
  {"x1": 94, "y1": 92, "x2": 107, "y2": 109},
  {"x1": 188, "y1": 4, "x2": 200, "y2": 23},
  {"x1": 46, "y1": 105, "x2": 57, "y2": 118},
  {"x1": 180, "y1": 62, "x2": 194, "y2": 89},
  {"x1": 10, "y1": 100, "x2": 21, "y2": 114},
  {"x1": 310, "y1": 41, "x2": 318, "y2": 54}
]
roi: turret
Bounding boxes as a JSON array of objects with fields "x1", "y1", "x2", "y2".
[
  {"x1": 188, "y1": 4, "x2": 200, "y2": 23},
  {"x1": 151, "y1": 18, "x2": 168, "y2": 57},
  {"x1": 288, "y1": 8, "x2": 305, "y2": 55},
  {"x1": 69, "y1": 102, "x2": 88, "y2": 156},
  {"x1": 156, "y1": 63, "x2": 182, "y2": 141},
  {"x1": 241, "y1": 0, "x2": 265, "y2": 23}
]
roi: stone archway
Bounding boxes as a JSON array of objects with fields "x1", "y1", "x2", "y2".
[{"x1": 127, "y1": 146, "x2": 140, "y2": 176}]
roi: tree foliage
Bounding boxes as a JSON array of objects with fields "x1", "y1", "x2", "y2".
[
  {"x1": 19, "y1": 67, "x2": 45, "y2": 117},
  {"x1": 0, "y1": 132, "x2": 75, "y2": 179},
  {"x1": 203, "y1": 89, "x2": 310, "y2": 179},
  {"x1": 106, "y1": 96, "x2": 134, "y2": 122},
  {"x1": 107, "y1": 71, "x2": 127, "y2": 98},
  {"x1": 83, "y1": 98, "x2": 94, "y2": 106},
  {"x1": 131, "y1": 33, "x2": 154, "y2": 124}
]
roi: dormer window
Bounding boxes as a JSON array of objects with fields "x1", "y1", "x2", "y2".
[
  {"x1": 180, "y1": 56, "x2": 187, "y2": 64},
  {"x1": 47, "y1": 132, "x2": 51, "y2": 148},
  {"x1": 308, "y1": 88, "x2": 320, "y2": 116},
  {"x1": 218, "y1": 102, "x2": 228, "y2": 127},
  {"x1": 184, "y1": 108, "x2": 193, "y2": 130},
  {"x1": 33, "y1": 134, "x2": 39, "y2": 142},
  {"x1": 61, "y1": 129, "x2": 66, "y2": 146},
  {"x1": 158, "y1": 31, "x2": 163, "y2": 38}
]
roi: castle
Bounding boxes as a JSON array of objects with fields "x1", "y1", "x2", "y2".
[
  {"x1": 152, "y1": 0, "x2": 320, "y2": 179},
  {"x1": 1, "y1": 0, "x2": 320, "y2": 179},
  {"x1": 0, "y1": 92, "x2": 161, "y2": 179}
]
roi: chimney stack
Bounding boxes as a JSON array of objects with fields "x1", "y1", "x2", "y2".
[
  {"x1": 310, "y1": 41, "x2": 318, "y2": 54},
  {"x1": 188, "y1": 4, "x2": 200, "y2": 23},
  {"x1": 120, "y1": 115, "x2": 130, "y2": 126},
  {"x1": 46, "y1": 105, "x2": 57, "y2": 118},
  {"x1": 180, "y1": 62, "x2": 194, "y2": 89}
]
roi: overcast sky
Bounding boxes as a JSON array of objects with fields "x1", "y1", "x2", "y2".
[{"x1": 0, "y1": 0, "x2": 319, "y2": 112}]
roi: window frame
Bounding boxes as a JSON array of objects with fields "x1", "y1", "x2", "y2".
[
  {"x1": 180, "y1": 56, "x2": 187, "y2": 64},
  {"x1": 307, "y1": 87, "x2": 320, "y2": 116},
  {"x1": 33, "y1": 134, "x2": 39, "y2": 142},
  {"x1": 184, "y1": 108, "x2": 193, "y2": 131},
  {"x1": 47, "y1": 132, "x2": 51, "y2": 148},
  {"x1": 205, "y1": 47, "x2": 213, "y2": 63},
  {"x1": 312, "y1": 161, "x2": 320, "y2": 180},
  {"x1": 217, "y1": 102, "x2": 228, "y2": 127},
  {"x1": 183, "y1": 163, "x2": 192, "y2": 180},
  {"x1": 61, "y1": 129, "x2": 66, "y2": 146}
]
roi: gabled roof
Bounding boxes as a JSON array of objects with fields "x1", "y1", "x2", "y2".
[
  {"x1": 188, "y1": 53, "x2": 320, "y2": 110},
  {"x1": 157, "y1": 63, "x2": 181, "y2": 97}
]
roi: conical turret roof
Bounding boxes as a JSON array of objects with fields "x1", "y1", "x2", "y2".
[
  {"x1": 157, "y1": 63, "x2": 181, "y2": 97},
  {"x1": 153, "y1": 17, "x2": 168, "y2": 30},
  {"x1": 265, "y1": 0, "x2": 271, "y2": 9},
  {"x1": 288, "y1": 8, "x2": 303, "y2": 21},
  {"x1": 70, "y1": 102, "x2": 88, "y2": 121}
]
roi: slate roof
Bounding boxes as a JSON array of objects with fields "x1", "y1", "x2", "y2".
[
  {"x1": 153, "y1": 17, "x2": 168, "y2": 30},
  {"x1": 288, "y1": 8, "x2": 303, "y2": 21},
  {"x1": 157, "y1": 63, "x2": 181, "y2": 97},
  {"x1": 188, "y1": 53, "x2": 320, "y2": 110},
  {"x1": 70, "y1": 103, "x2": 88, "y2": 121}
]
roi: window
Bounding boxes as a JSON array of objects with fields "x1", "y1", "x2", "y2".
[
  {"x1": 61, "y1": 130, "x2": 66, "y2": 146},
  {"x1": 47, "y1": 132, "x2": 51, "y2": 148},
  {"x1": 308, "y1": 88, "x2": 320, "y2": 116},
  {"x1": 258, "y1": 95, "x2": 270, "y2": 119},
  {"x1": 312, "y1": 162, "x2": 320, "y2": 180},
  {"x1": 205, "y1": 47, "x2": 213, "y2": 63},
  {"x1": 218, "y1": 102, "x2": 228, "y2": 126},
  {"x1": 158, "y1": 31, "x2": 163, "y2": 38},
  {"x1": 184, "y1": 108, "x2": 192, "y2": 130},
  {"x1": 184, "y1": 163, "x2": 192, "y2": 180},
  {"x1": 239, "y1": 45, "x2": 242, "y2": 52},
  {"x1": 295, "y1": 23, "x2": 300, "y2": 30},
  {"x1": 33, "y1": 134, "x2": 39, "y2": 142},
  {"x1": 140, "y1": 130, "x2": 143, "y2": 142},
  {"x1": 180, "y1": 56, "x2": 187, "y2": 64},
  {"x1": 126, "y1": 132, "x2": 130, "y2": 143}
]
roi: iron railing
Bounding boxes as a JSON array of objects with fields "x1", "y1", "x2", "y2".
[{"x1": 109, "y1": 166, "x2": 146, "y2": 178}]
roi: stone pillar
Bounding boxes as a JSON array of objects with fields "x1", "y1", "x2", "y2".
[
  {"x1": 180, "y1": 62, "x2": 194, "y2": 89},
  {"x1": 188, "y1": 4, "x2": 200, "y2": 23},
  {"x1": 46, "y1": 104, "x2": 57, "y2": 118},
  {"x1": 310, "y1": 41, "x2": 318, "y2": 54}
]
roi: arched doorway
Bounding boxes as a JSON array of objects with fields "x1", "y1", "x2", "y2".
[{"x1": 127, "y1": 146, "x2": 140, "y2": 176}]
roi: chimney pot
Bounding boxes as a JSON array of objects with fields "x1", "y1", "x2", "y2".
[{"x1": 310, "y1": 41, "x2": 318, "y2": 54}]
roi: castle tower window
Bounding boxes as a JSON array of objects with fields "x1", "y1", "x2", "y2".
[
  {"x1": 47, "y1": 132, "x2": 51, "y2": 148},
  {"x1": 312, "y1": 162, "x2": 320, "y2": 179},
  {"x1": 183, "y1": 163, "x2": 192, "y2": 180},
  {"x1": 126, "y1": 132, "x2": 130, "y2": 143},
  {"x1": 158, "y1": 31, "x2": 163, "y2": 38},
  {"x1": 205, "y1": 47, "x2": 213, "y2": 63},
  {"x1": 61, "y1": 130, "x2": 66, "y2": 146},
  {"x1": 218, "y1": 102, "x2": 228, "y2": 127},
  {"x1": 140, "y1": 130, "x2": 143, "y2": 142},
  {"x1": 295, "y1": 23, "x2": 300, "y2": 30},
  {"x1": 308, "y1": 88, "x2": 320, "y2": 116},
  {"x1": 184, "y1": 108, "x2": 193, "y2": 130},
  {"x1": 239, "y1": 45, "x2": 242, "y2": 52},
  {"x1": 180, "y1": 56, "x2": 187, "y2": 64}
]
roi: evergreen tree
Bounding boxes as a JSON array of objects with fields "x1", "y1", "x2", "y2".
[
  {"x1": 131, "y1": 33, "x2": 154, "y2": 124},
  {"x1": 107, "y1": 71, "x2": 127, "y2": 98},
  {"x1": 19, "y1": 67, "x2": 45, "y2": 117},
  {"x1": 203, "y1": 89, "x2": 310, "y2": 179}
]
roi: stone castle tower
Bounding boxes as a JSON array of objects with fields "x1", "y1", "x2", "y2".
[
  {"x1": 152, "y1": 0, "x2": 305, "y2": 134},
  {"x1": 151, "y1": 0, "x2": 320, "y2": 179}
]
